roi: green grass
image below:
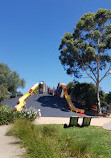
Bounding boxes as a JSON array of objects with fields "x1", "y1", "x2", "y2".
[{"x1": 7, "y1": 119, "x2": 111, "y2": 158}]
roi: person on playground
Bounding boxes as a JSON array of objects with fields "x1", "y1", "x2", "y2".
[{"x1": 37, "y1": 109, "x2": 41, "y2": 118}]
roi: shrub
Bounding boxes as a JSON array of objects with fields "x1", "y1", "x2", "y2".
[
  {"x1": 0, "y1": 106, "x2": 14, "y2": 125},
  {"x1": 14, "y1": 108, "x2": 37, "y2": 121},
  {"x1": 0, "y1": 106, "x2": 37, "y2": 125},
  {"x1": 70, "y1": 82, "x2": 97, "y2": 109}
]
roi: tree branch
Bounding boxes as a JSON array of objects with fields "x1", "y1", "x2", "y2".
[
  {"x1": 99, "y1": 63, "x2": 111, "y2": 83},
  {"x1": 82, "y1": 64, "x2": 96, "y2": 83},
  {"x1": 86, "y1": 63, "x2": 97, "y2": 80}
]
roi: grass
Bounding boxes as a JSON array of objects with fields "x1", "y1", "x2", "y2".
[{"x1": 7, "y1": 119, "x2": 111, "y2": 158}]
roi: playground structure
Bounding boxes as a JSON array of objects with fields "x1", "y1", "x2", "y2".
[
  {"x1": 59, "y1": 83, "x2": 84, "y2": 114},
  {"x1": 15, "y1": 82, "x2": 44, "y2": 111},
  {"x1": 15, "y1": 81, "x2": 84, "y2": 114}
]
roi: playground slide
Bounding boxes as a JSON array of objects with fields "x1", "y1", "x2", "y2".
[
  {"x1": 15, "y1": 82, "x2": 44, "y2": 111},
  {"x1": 59, "y1": 83, "x2": 84, "y2": 114}
]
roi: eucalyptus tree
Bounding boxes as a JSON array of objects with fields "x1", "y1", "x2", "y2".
[{"x1": 59, "y1": 9, "x2": 111, "y2": 113}]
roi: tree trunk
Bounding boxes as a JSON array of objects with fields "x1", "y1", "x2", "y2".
[
  {"x1": 96, "y1": 81, "x2": 101, "y2": 113},
  {"x1": 96, "y1": 52, "x2": 101, "y2": 114}
]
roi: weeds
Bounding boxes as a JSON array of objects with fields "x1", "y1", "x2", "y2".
[{"x1": 7, "y1": 119, "x2": 97, "y2": 158}]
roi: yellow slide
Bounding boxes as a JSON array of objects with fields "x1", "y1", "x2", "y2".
[
  {"x1": 15, "y1": 82, "x2": 44, "y2": 111},
  {"x1": 59, "y1": 83, "x2": 84, "y2": 114}
]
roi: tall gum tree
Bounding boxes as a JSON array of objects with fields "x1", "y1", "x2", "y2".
[{"x1": 59, "y1": 9, "x2": 111, "y2": 113}]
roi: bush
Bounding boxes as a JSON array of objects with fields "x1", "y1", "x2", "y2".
[
  {"x1": 0, "y1": 106, "x2": 14, "y2": 125},
  {"x1": 0, "y1": 106, "x2": 37, "y2": 125},
  {"x1": 68, "y1": 82, "x2": 97, "y2": 109},
  {"x1": 14, "y1": 108, "x2": 37, "y2": 121}
]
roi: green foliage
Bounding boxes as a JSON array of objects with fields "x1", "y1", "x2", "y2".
[
  {"x1": 0, "y1": 106, "x2": 37, "y2": 125},
  {"x1": 67, "y1": 82, "x2": 107, "y2": 109},
  {"x1": 0, "y1": 106, "x2": 14, "y2": 125},
  {"x1": 0, "y1": 63, "x2": 25, "y2": 102},
  {"x1": 59, "y1": 8, "x2": 111, "y2": 113},
  {"x1": 67, "y1": 82, "x2": 97, "y2": 109},
  {"x1": 59, "y1": 8, "x2": 111, "y2": 77},
  {"x1": 14, "y1": 108, "x2": 37, "y2": 121},
  {"x1": 0, "y1": 84, "x2": 9, "y2": 102},
  {"x1": 99, "y1": 90, "x2": 107, "y2": 107},
  {"x1": 66, "y1": 82, "x2": 74, "y2": 94},
  {"x1": 104, "y1": 92, "x2": 111, "y2": 105},
  {"x1": 7, "y1": 120, "x2": 111, "y2": 158}
]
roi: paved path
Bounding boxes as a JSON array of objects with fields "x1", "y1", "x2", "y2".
[
  {"x1": 103, "y1": 121, "x2": 111, "y2": 130},
  {"x1": 0, "y1": 125, "x2": 25, "y2": 158}
]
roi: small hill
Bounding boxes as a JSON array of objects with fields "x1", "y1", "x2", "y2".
[{"x1": 1, "y1": 94, "x2": 80, "y2": 117}]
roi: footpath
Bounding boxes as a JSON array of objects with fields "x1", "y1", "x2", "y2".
[
  {"x1": 34, "y1": 116, "x2": 111, "y2": 130},
  {"x1": 0, "y1": 125, "x2": 25, "y2": 158},
  {"x1": 0, "y1": 116, "x2": 111, "y2": 158}
]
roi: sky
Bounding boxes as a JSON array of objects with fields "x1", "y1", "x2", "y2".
[{"x1": 0, "y1": 0, "x2": 111, "y2": 94}]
